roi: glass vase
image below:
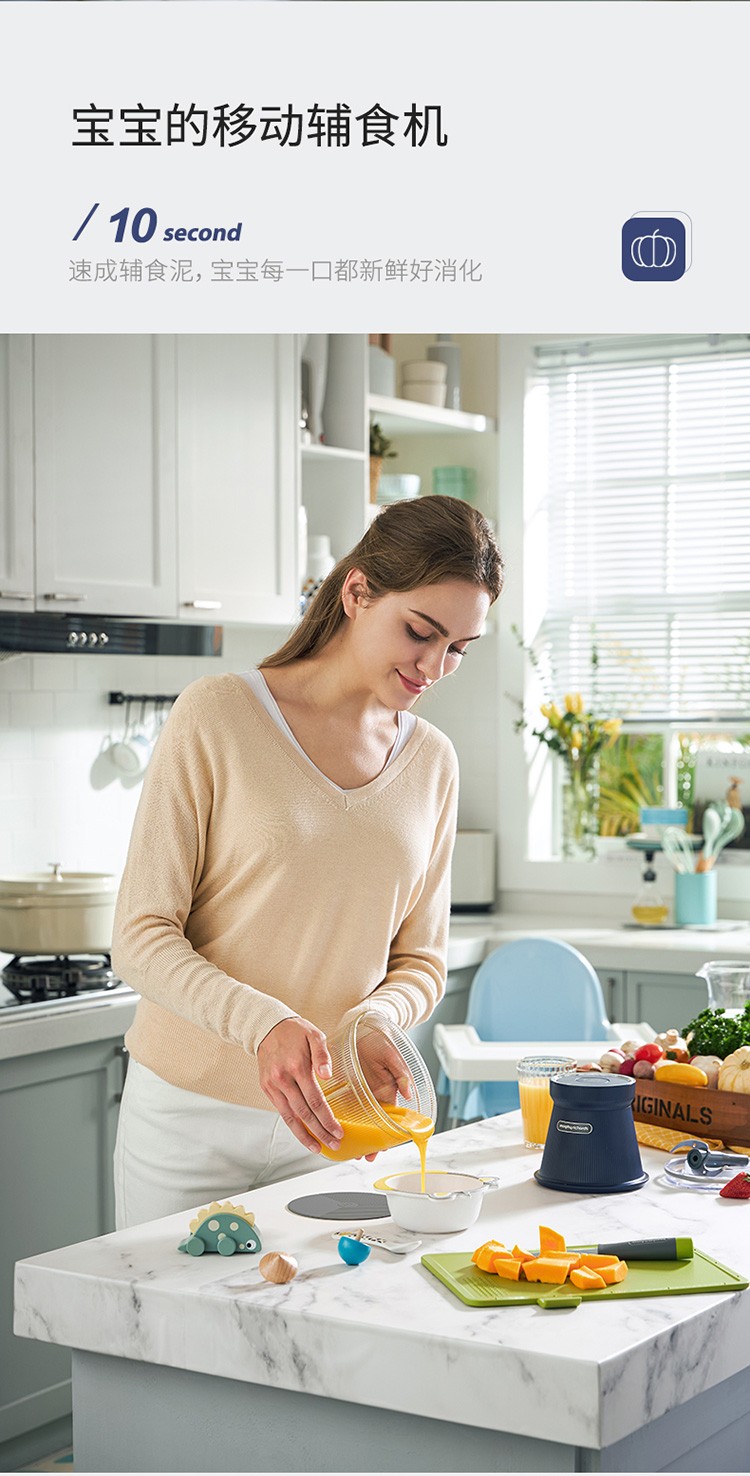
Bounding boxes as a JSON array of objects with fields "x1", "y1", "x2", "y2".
[{"x1": 561, "y1": 759, "x2": 600, "y2": 861}]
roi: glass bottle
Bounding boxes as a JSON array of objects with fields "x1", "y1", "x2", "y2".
[{"x1": 631, "y1": 863, "x2": 669, "y2": 927}]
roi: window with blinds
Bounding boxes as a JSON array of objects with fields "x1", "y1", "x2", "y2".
[{"x1": 532, "y1": 337, "x2": 750, "y2": 722}]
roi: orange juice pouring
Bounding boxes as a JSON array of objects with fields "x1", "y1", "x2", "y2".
[{"x1": 315, "y1": 1010, "x2": 436, "y2": 1188}]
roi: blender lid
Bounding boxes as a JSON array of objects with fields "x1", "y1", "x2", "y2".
[{"x1": 550, "y1": 1071, "x2": 636, "y2": 1106}]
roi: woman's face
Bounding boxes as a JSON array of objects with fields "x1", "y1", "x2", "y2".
[{"x1": 342, "y1": 574, "x2": 491, "y2": 709}]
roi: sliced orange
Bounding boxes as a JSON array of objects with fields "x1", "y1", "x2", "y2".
[
  {"x1": 491, "y1": 1256, "x2": 522, "y2": 1281},
  {"x1": 570, "y1": 1266, "x2": 607, "y2": 1290},
  {"x1": 511, "y1": 1245, "x2": 536, "y2": 1263},
  {"x1": 598, "y1": 1261, "x2": 628, "y2": 1285},
  {"x1": 522, "y1": 1257, "x2": 569, "y2": 1285},
  {"x1": 538, "y1": 1224, "x2": 567, "y2": 1255},
  {"x1": 472, "y1": 1241, "x2": 507, "y2": 1273}
]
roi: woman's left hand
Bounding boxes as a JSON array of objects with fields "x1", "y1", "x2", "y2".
[{"x1": 356, "y1": 1031, "x2": 412, "y2": 1106}]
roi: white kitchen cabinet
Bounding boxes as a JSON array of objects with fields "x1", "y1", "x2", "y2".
[
  {"x1": 4, "y1": 334, "x2": 494, "y2": 628},
  {"x1": 33, "y1": 336, "x2": 178, "y2": 617},
  {"x1": 176, "y1": 336, "x2": 299, "y2": 624},
  {"x1": 0, "y1": 336, "x2": 34, "y2": 611}
]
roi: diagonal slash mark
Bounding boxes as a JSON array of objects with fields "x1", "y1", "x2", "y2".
[{"x1": 73, "y1": 202, "x2": 100, "y2": 241}]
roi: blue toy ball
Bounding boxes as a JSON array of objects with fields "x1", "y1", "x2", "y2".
[{"x1": 337, "y1": 1235, "x2": 371, "y2": 1266}]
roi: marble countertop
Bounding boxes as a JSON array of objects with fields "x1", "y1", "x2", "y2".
[
  {"x1": 14, "y1": 1113, "x2": 750, "y2": 1451},
  {"x1": 447, "y1": 913, "x2": 750, "y2": 975}
]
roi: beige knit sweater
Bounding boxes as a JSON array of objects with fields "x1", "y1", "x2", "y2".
[{"x1": 112, "y1": 674, "x2": 459, "y2": 1109}]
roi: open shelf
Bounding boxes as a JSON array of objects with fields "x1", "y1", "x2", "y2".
[
  {"x1": 301, "y1": 443, "x2": 365, "y2": 463},
  {"x1": 368, "y1": 394, "x2": 496, "y2": 437}
]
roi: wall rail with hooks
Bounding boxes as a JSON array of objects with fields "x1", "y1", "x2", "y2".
[{"x1": 108, "y1": 691, "x2": 179, "y2": 707}]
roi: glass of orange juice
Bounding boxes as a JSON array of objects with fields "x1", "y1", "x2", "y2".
[{"x1": 516, "y1": 1055, "x2": 576, "y2": 1149}]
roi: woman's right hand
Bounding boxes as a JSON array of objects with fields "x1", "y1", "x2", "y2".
[{"x1": 256, "y1": 1017, "x2": 344, "y2": 1154}]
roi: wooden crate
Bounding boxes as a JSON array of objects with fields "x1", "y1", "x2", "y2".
[{"x1": 633, "y1": 1078, "x2": 750, "y2": 1147}]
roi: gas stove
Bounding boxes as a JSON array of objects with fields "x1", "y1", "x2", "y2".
[{"x1": 0, "y1": 953, "x2": 135, "y2": 1017}]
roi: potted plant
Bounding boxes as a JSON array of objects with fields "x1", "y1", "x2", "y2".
[{"x1": 369, "y1": 422, "x2": 397, "y2": 504}]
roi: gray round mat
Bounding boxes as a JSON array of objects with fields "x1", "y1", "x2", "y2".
[{"x1": 286, "y1": 1191, "x2": 388, "y2": 1221}]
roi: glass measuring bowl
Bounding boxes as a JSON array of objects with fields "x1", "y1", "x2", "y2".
[{"x1": 696, "y1": 960, "x2": 750, "y2": 1012}]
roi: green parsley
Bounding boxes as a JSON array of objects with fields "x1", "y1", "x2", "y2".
[{"x1": 682, "y1": 1003, "x2": 750, "y2": 1059}]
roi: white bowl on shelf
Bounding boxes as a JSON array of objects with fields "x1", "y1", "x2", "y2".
[
  {"x1": 401, "y1": 360, "x2": 448, "y2": 385},
  {"x1": 402, "y1": 383, "x2": 448, "y2": 408}
]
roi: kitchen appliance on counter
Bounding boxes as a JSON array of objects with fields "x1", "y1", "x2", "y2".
[
  {"x1": 0, "y1": 952, "x2": 134, "y2": 1017},
  {"x1": 450, "y1": 830, "x2": 496, "y2": 912},
  {"x1": 535, "y1": 1072, "x2": 648, "y2": 1195}
]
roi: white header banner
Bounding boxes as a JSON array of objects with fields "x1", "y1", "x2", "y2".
[{"x1": 0, "y1": 0, "x2": 747, "y2": 332}]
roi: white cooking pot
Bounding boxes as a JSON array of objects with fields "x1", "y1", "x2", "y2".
[
  {"x1": 372, "y1": 1170, "x2": 499, "y2": 1234},
  {"x1": 0, "y1": 867, "x2": 118, "y2": 954}
]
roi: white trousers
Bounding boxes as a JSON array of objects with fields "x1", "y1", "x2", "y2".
[{"x1": 114, "y1": 1059, "x2": 324, "y2": 1230}]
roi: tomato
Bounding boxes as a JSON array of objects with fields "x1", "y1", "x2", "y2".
[{"x1": 634, "y1": 1042, "x2": 664, "y2": 1065}]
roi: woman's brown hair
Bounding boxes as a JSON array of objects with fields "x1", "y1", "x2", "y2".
[{"x1": 262, "y1": 494, "x2": 504, "y2": 669}]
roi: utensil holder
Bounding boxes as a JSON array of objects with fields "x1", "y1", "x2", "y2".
[{"x1": 674, "y1": 870, "x2": 717, "y2": 926}]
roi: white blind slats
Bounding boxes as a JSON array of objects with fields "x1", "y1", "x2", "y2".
[{"x1": 535, "y1": 344, "x2": 750, "y2": 721}]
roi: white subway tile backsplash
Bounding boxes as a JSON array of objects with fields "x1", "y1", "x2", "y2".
[
  {"x1": 13, "y1": 759, "x2": 59, "y2": 798},
  {"x1": 74, "y1": 654, "x2": 152, "y2": 693},
  {"x1": 0, "y1": 656, "x2": 32, "y2": 691},
  {"x1": 31, "y1": 656, "x2": 78, "y2": 692},
  {"x1": 9, "y1": 691, "x2": 56, "y2": 727},
  {"x1": 2, "y1": 793, "x2": 35, "y2": 829},
  {"x1": 0, "y1": 730, "x2": 33, "y2": 761}
]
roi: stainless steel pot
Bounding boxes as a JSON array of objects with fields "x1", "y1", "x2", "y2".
[{"x1": 0, "y1": 866, "x2": 118, "y2": 954}]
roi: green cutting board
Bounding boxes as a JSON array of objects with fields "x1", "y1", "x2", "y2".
[{"x1": 421, "y1": 1246, "x2": 748, "y2": 1308}]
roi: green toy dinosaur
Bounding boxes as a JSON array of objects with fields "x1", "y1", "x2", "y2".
[{"x1": 178, "y1": 1201, "x2": 262, "y2": 1257}]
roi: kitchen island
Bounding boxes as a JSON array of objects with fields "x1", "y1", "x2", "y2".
[{"x1": 14, "y1": 1112, "x2": 750, "y2": 1473}]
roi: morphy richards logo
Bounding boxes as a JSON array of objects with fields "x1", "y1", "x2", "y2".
[
  {"x1": 556, "y1": 1120, "x2": 593, "y2": 1134},
  {"x1": 622, "y1": 211, "x2": 692, "y2": 282}
]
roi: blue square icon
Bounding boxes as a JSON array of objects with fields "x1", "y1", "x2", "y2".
[{"x1": 622, "y1": 217, "x2": 686, "y2": 281}]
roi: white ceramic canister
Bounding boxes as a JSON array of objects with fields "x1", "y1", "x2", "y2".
[{"x1": 427, "y1": 335, "x2": 462, "y2": 411}]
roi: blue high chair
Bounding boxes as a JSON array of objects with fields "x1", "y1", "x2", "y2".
[{"x1": 438, "y1": 937, "x2": 609, "y2": 1124}]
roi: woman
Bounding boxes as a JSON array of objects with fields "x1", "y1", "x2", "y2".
[{"x1": 112, "y1": 495, "x2": 504, "y2": 1228}]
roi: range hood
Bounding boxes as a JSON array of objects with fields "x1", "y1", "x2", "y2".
[{"x1": 0, "y1": 613, "x2": 223, "y2": 657}]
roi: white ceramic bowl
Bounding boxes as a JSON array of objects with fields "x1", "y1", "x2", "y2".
[
  {"x1": 372, "y1": 1170, "x2": 498, "y2": 1233},
  {"x1": 401, "y1": 384, "x2": 447, "y2": 408},
  {"x1": 401, "y1": 360, "x2": 448, "y2": 384}
]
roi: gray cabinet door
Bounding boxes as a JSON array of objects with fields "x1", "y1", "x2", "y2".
[
  {"x1": 624, "y1": 971, "x2": 708, "y2": 1035},
  {"x1": 0, "y1": 1036, "x2": 122, "y2": 1455},
  {"x1": 597, "y1": 968, "x2": 626, "y2": 1023}
]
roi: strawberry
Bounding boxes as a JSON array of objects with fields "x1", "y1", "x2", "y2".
[{"x1": 719, "y1": 1172, "x2": 750, "y2": 1200}]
